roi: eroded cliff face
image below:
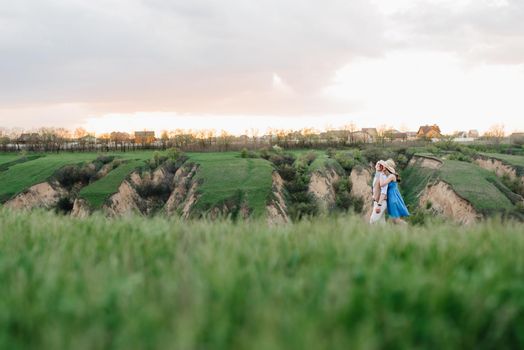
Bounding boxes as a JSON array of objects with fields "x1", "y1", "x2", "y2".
[
  {"x1": 419, "y1": 181, "x2": 480, "y2": 225},
  {"x1": 103, "y1": 179, "x2": 144, "y2": 217},
  {"x1": 475, "y1": 157, "x2": 519, "y2": 180},
  {"x1": 71, "y1": 198, "x2": 91, "y2": 218},
  {"x1": 5, "y1": 182, "x2": 67, "y2": 210},
  {"x1": 165, "y1": 163, "x2": 200, "y2": 218},
  {"x1": 266, "y1": 171, "x2": 289, "y2": 225},
  {"x1": 349, "y1": 167, "x2": 373, "y2": 217},
  {"x1": 308, "y1": 168, "x2": 341, "y2": 212}
]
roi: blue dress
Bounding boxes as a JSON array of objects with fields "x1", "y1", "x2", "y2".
[{"x1": 387, "y1": 181, "x2": 410, "y2": 218}]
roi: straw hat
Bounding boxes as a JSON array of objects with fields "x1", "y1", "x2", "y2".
[{"x1": 383, "y1": 159, "x2": 397, "y2": 174}]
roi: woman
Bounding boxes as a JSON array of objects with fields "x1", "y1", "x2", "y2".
[{"x1": 379, "y1": 159, "x2": 409, "y2": 224}]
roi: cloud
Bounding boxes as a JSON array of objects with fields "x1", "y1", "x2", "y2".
[
  {"x1": 0, "y1": 0, "x2": 385, "y2": 115},
  {"x1": 389, "y1": 0, "x2": 524, "y2": 64}
]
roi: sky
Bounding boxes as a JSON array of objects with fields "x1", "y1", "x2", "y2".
[{"x1": 1, "y1": 0, "x2": 524, "y2": 135}]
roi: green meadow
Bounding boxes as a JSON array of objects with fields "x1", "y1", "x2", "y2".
[
  {"x1": 79, "y1": 159, "x2": 148, "y2": 208},
  {"x1": 0, "y1": 153, "x2": 99, "y2": 202},
  {"x1": 0, "y1": 210, "x2": 523, "y2": 349},
  {"x1": 188, "y1": 152, "x2": 274, "y2": 217}
]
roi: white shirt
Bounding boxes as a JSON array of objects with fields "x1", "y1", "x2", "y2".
[{"x1": 372, "y1": 172, "x2": 388, "y2": 197}]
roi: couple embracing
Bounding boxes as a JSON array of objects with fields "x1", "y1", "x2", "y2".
[{"x1": 369, "y1": 159, "x2": 409, "y2": 224}]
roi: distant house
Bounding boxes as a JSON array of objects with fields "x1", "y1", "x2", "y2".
[
  {"x1": 134, "y1": 131, "x2": 156, "y2": 144},
  {"x1": 406, "y1": 132, "x2": 418, "y2": 141},
  {"x1": 510, "y1": 133, "x2": 524, "y2": 145},
  {"x1": 361, "y1": 128, "x2": 378, "y2": 142},
  {"x1": 453, "y1": 131, "x2": 468, "y2": 138},
  {"x1": 78, "y1": 135, "x2": 97, "y2": 143},
  {"x1": 468, "y1": 130, "x2": 480, "y2": 139},
  {"x1": 417, "y1": 125, "x2": 442, "y2": 139},
  {"x1": 392, "y1": 132, "x2": 407, "y2": 142},
  {"x1": 17, "y1": 133, "x2": 40, "y2": 144},
  {"x1": 350, "y1": 131, "x2": 373, "y2": 143}
]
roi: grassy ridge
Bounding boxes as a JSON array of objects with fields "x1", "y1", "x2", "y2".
[
  {"x1": 0, "y1": 154, "x2": 22, "y2": 166},
  {"x1": 440, "y1": 160, "x2": 514, "y2": 213},
  {"x1": 0, "y1": 153, "x2": 99, "y2": 202},
  {"x1": 79, "y1": 159, "x2": 147, "y2": 208},
  {"x1": 401, "y1": 157, "x2": 515, "y2": 215},
  {"x1": 481, "y1": 153, "x2": 524, "y2": 168},
  {"x1": 188, "y1": 152, "x2": 274, "y2": 217},
  {"x1": 0, "y1": 210, "x2": 523, "y2": 349}
]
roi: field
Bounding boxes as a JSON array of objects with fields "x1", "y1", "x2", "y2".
[
  {"x1": 187, "y1": 152, "x2": 274, "y2": 217},
  {"x1": 439, "y1": 160, "x2": 514, "y2": 213},
  {"x1": 79, "y1": 159, "x2": 149, "y2": 208},
  {"x1": 0, "y1": 209, "x2": 523, "y2": 349},
  {"x1": 0, "y1": 153, "x2": 99, "y2": 202},
  {"x1": 0, "y1": 154, "x2": 22, "y2": 166},
  {"x1": 481, "y1": 152, "x2": 524, "y2": 168},
  {"x1": 402, "y1": 156, "x2": 518, "y2": 215}
]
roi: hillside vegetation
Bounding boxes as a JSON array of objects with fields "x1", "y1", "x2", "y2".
[
  {"x1": 439, "y1": 160, "x2": 514, "y2": 214},
  {"x1": 0, "y1": 153, "x2": 98, "y2": 202},
  {"x1": 188, "y1": 152, "x2": 274, "y2": 217},
  {"x1": 79, "y1": 159, "x2": 148, "y2": 208},
  {"x1": 0, "y1": 210, "x2": 523, "y2": 349}
]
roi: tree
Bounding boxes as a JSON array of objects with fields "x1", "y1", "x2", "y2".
[
  {"x1": 160, "y1": 130, "x2": 169, "y2": 149},
  {"x1": 343, "y1": 122, "x2": 358, "y2": 144},
  {"x1": 484, "y1": 124, "x2": 505, "y2": 145}
]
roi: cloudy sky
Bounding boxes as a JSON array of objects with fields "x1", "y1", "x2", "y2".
[{"x1": 1, "y1": 0, "x2": 523, "y2": 134}]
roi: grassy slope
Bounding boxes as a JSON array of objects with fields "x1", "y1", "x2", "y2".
[
  {"x1": 400, "y1": 165, "x2": 437, "y2": 209},
  {"x1": 78, "y1": 159, "x2": 147, "y2": 208},
  {"x1": 0, "y1": 154, "x2": 21, "y2": 166},
  {"x1": 440, "y1": 160, "x2": 514, "y2": 214},
  {"x1": 401, "y1": 157, "x2": 515, "y2": 214},
  {"x1": 1, "y1": 210, "x2": 524, "y2": 349},
  {"x1": 480, "y1": 153, "x2": 524, "y2": 167},
  {"x1": 480, "y1": 153, "x2": 524, "y2": 176},
  {"x1": 188, "y1": 152, "x2": 273, "y2": 217},
  {"x1": 0, "y1": 153, "x2": 99, "y2": 202}
]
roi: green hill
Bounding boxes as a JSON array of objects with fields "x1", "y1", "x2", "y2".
[
  {"x1": 0, "y1": 153, "x2": 99, "y2": 202},
  {"x1": 78, "y1": 159, "x2": 148, "y2": 209},
  {"x1": 402, "y1": 156, "x2": 515, "y2": 216},
  {"x1": 188, "y1": 152, "x2": 274, "y2": 217}
]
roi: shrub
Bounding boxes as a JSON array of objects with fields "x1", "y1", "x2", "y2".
[
  {"x1": 334, "y1": 152, "x2": 356, "y2": 173},
  {"x1": 409, "y1": 209, "x2": 427, "y2": 226},
  {"x1": 277, "y1": 164, "x2": 296, "y2": 182},
  {"x1": 54, "y1": 164, "x2": 96, "y2": 189},
  {"x1": 335, "y1": 192, "x2": 352, "y2": 211},
  {"x1": 352, "y1": 196, "x2": 364, "y2": 214},
  {"x1": 303, "y1": 151, "x2": 317, "y2": 166},
  {"x1": 166, "y1": 148, "x2": 184, "y2": 161},
  {"x1": 55, "y1": 197, "x2": 73, "y2": 214},
  {"x1": 270, "y1": 153, "x2": 295, "y2": 168},
  {"x1": 362, "y1": 148, "x2": 395, "y2": 165},
  {"x1": 240, "y1": 148, "x2": 249, "y2": 158},
  {"x1": 288, "y1": 200, "x2": 318, "y2": 220}
]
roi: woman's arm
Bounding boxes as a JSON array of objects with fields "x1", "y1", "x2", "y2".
[{"x1": 379, "y1": 174, "x2": 396, "y2": 187}]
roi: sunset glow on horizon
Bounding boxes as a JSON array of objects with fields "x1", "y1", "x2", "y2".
[{"x1": 1, "y1": 0, "x2": 524, "y2": 134}]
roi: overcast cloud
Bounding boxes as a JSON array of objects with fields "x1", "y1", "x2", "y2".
[{"x1": 1, "y1": 0, "x2": 523, "y2": 131}]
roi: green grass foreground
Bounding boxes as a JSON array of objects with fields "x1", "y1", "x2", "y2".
[{"x1": 1, "y1": 211, "x2": 524, "y2": 349}]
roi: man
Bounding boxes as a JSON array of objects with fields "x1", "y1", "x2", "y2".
[{"x1": 369, "y1": 160, "x2": 388, "y2": 224}]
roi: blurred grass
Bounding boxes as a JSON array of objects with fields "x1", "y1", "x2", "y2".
[{"x1": 1, "y1": 209, "x2": 523, "y2": 349}]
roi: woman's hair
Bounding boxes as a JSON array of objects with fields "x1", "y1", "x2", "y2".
[{"x1": 385, "y1": 169, "x2": 401, "y2": 182}]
